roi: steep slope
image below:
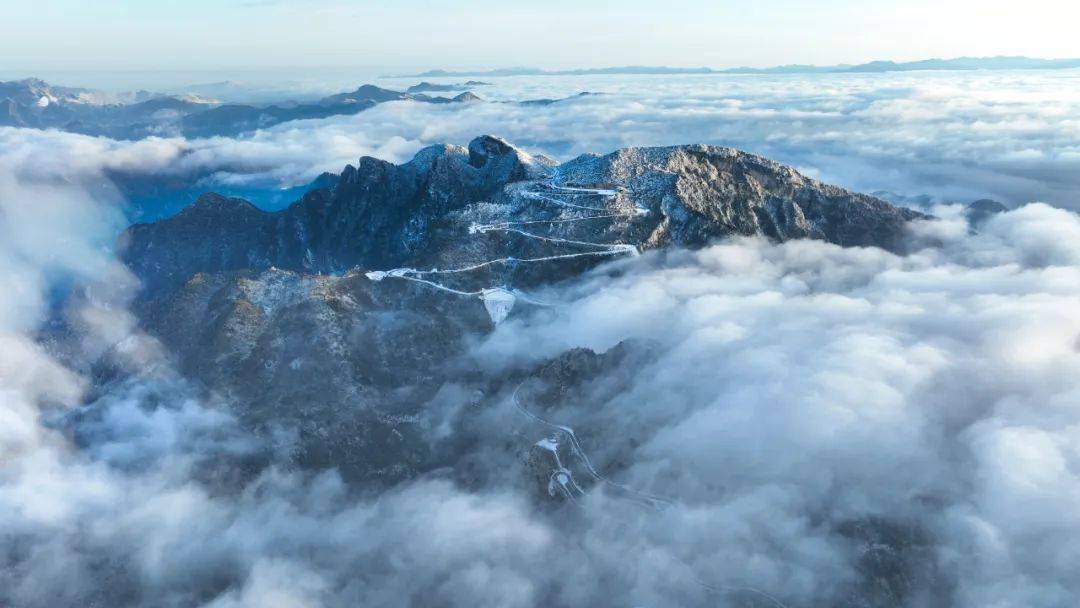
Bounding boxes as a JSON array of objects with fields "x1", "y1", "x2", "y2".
[{"x1": 121, "y1": 135, "x2": 554, "y2": 292}]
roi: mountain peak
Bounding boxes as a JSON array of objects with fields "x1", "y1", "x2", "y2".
[
  {"x1": 317, "y1": 84, "x2": 409, "y2": 106},
  {"x1": 467, "y1": 134, "x2": 553, "y2": 180},
  {"x1": 965, "y1": 198, "x2": 1010, "y2": 225},
  {"x1": 404, "y1": 143, "x2": 469, "y2": 173},
  {"x1": 453, "y1": 91, "x2": 483, "y2": 103}
]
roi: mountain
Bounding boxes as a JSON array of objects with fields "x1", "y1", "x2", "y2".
[
  {"x1": 0, "y1": 77, "x2": 96, "y2": 106},
  {"x1": 519, "y1": 91, "x2": 601, "y2": 106},
  {"x1": 117, "y1": 135, "x2": 923, "y2": 485},
  {"x1": 174, "y1": 85, "x2": 472, "y2": 137},
  {"x1": 400, "y1": 66, "x2": 718, "y2": 77},
  {"x1": 840, "y1": 56, "x2": 1080, "y2": 72},
  {"x1": 120, "y1": 136, "x2": 555, "y2": 292},
  {"x1": 399, "y1": 56, "x2": 1080, "y2": 78},
  {"x1": 121, "y1": 135, "x2": 920, "y2": 295},
  {"x1": 406, "y1": 80, "x2": 492, "y2": 93},
  {"x1": 0, "y1": 79, "x2": 471, "y2": 139},
  {"x1": 0, "y1": 78, "x2": 96, "y2": 129}
]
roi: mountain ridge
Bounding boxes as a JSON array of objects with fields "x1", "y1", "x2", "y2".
[
  {"x1": 0, "y1": 80, "x2": 476, "y2": 139},
  {"x1": 397, "y1": 55, "x2": 1080, "y2": 78},
  {"x1": 120, "y1": 135, "x2": 922, "y2": 297}
]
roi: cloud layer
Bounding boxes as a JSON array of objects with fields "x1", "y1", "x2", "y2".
[{"x1": 3, "y1": 71, "x2": 1080, "y2": 607}]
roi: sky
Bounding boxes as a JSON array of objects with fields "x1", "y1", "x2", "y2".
[{"x1": 2, "y1": 0, "x2": 1079, "y2": 75}]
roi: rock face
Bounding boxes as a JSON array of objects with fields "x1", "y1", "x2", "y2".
[
  {"x1": 452, "y1": 91, "x2": 484, "y2": 103},
  {"x1": 0, "y1": 98, "x2": 30, "y2": 127},
  {"x1": 0, "y1": 77, "x2": 91, "y2": 108},
  {"x1": 0, "y1": 77, "x2": 215, "y2": 137},
  {"x1": 561, "y1": 144, "x2": 921, "y2": 249},
  {"x1": 122, "y1": 135, "x2": 921, "y2": 295},
  {"x1": 176, "y1": 85, "x2": 472, "y2": 137}
]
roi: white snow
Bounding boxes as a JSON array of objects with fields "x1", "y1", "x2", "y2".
[
  {"x1": 480, "y1": 287, "x2": 516, "y2": 324},
  {"x1": 365, "y1": 267, "x2": 415, "y2": 282},
  {"x1": 535, "y1": 437, "x2": 559, "y2": 452}
]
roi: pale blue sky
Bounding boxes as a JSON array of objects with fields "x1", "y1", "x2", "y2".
[{"x1": 1, "y1": 0, "x2": 1078, "y2": 73}]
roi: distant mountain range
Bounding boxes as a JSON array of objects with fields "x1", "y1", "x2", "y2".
[
  {"x1": 399, "y1": 56, "x2": 1080, "y2": 78},
  {"x1": 406, "y1": 80, "x2": 492, "y2": 93},
  {"x1": 0, "y1": 78, "x2": 606, "y2": 141},
  {"x1": 0, "y1": 79, "x2": 483, "y2": 139}
]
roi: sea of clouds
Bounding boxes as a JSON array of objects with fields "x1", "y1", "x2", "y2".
[{"x1": 2, "y1": 70, "x2": 1080, "y2": 607}]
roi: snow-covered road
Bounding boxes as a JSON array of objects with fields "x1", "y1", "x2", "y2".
[{"x1": 365, "y1": 170, "x2": 644, "y2": 324}]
